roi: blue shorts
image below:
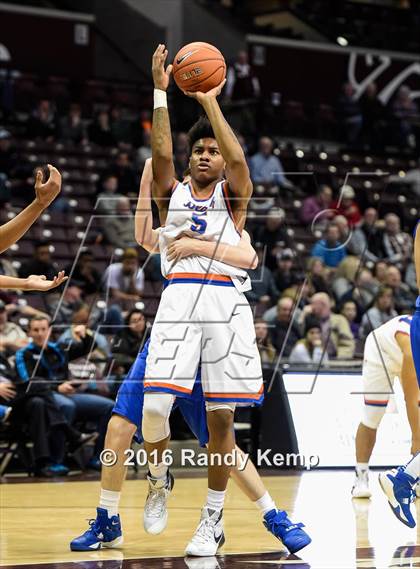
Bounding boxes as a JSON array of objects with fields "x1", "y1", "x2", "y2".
[
  {"x1": 411, "y1": 303, "x2": 420, "y2": 389},
  {"x1": 112, "y1": 339, "x2": 209, "y2": 447}
]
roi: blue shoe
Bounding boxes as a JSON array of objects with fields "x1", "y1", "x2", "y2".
[
  {"x1": 86, "y1": 457, "x2": 101, "y2": 471},
  {"x1": 49, "y1": 463, "x2": 69, "y2": 476},
  {"x1": 379, "y1": 468, "x2": 417, "y2": 528},
  {"x1": 263, "y1": 509, "x2": 311, "y2": 554},
  {"x1": 70, "y1": 507, "x2": 123, "y2": 551}
]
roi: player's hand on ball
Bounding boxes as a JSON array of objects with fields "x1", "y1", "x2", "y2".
[
  {"x1": 167, "y1": 236, "x2": 197, "y2": 262},
  {"x1": 152, "y1": 44, "x2": 173, "y2": 91},
  {"x1": 34, "y1": 164, "x2": 62, "y2": 210},
  {"x1": 183, "y1": 78, "x2": 226, "y2": 103},
  {"x1": 25, "y1": 271, "x2": 68, "y2": 291}
]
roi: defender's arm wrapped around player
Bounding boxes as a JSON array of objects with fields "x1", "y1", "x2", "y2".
[{"x1": 134, "y1": 159, "x2": 258, "y2": 269}]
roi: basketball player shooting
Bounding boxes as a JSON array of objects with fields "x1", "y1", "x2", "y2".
[{"x1": 140, "y1": 44, "x2": 263, "y2": 557}]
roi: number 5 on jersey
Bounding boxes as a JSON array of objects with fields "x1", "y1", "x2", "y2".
[{"x1": 191, "y1": 214, "x2": 207, "y2": 235}]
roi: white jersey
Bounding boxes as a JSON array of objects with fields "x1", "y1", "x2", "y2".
[
  {"x1": 365, "y1": 314, "x2": 411, "y2": 372},
  {"x1": 159, "y1": 179, "x2": 249, "y2": 284}
]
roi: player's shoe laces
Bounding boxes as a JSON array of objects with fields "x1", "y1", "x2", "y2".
[
  {"x1": 185, "y1": 507, "x2": 225, "y2": 557},
  {"x1": 143, "y1": 471, "x2": 174, "y2": 535},
  {"x1": 70, "y1": 507, "x2": 123, "y2": 551},
  {"x1": 378, "y1": 467, "x2": 417, "y2": 528},
  {"x1": 263, "y1": 509, "x2": 311, "y2": 554},
  {"x1": 351, "y1": 471, "x2": 372, "y2": 499}
]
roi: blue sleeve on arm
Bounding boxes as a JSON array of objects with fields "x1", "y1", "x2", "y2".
[{"x1": 15, "y1": 349, "x2": 30, "y2": 382}]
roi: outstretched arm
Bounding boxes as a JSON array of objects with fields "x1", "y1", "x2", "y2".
[
  {"x1": 0, "y1": 165, "x2": 62, "y2": 254},
  {"x1": 414, "y1": 221, "x2": 420, "y2": 292},
  {"x1": 184, "y1": 80, "x2": 252, "y2": 230},
  {"x1": 0, "y1": 271, "x2": 68, "y2": 291},
  {"x1": 135, "y1": 158, "x2": 160, "y2": 253},
  {"x1": 151, "y1": 44, "x2": 176, "y2": 221},
  {"x1": 167, "y1": 230, "x2": 257, "y2": 270}
]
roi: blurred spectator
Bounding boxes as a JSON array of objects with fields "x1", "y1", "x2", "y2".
[
  {"x1": 332, "y1": 256, "x2": 361, "y2": 300},
  {"x1": 391, "y1": 85, "x2": 418, "y2": 148},
  {"x1": 332, "y1": 186, "x2": 361, "y2": 226},
  {"x1": 311, "y1": 223, "x2": 347, "y2": 268},
  {"x1": 253, "y1": 208, "x2": 292, "y2": 270},
  {"x1": 107, "y1": 151, "x2": 138, "y2": 195},
  {"x1": 225, "y1": 50, "x2": 260, "y2": 134},
  {"x1": 46, "y1": 284, "x2": 84, "y2": 327},
  {"x1": 384, "y1": 265, "x2": 415, "y2": 313},
  {"x1": 306, "y1": 257, "x2": 331, "y2": 294},
  {"x1": 65, "y1": 251, "x2": 101, "y2": 296},
  {"x1": 110, "y1": 106, "x2": 132, "y2": 145},
  {"x1": 26, "y1": 99, "x2": 58, "y2": 141},
  {"x1": 360, "y1": 82, "x2": 385, "y2": 150},
  {"x1": 225, "y1": 50, "x2": 260, "y2": 102},
  {"x1": 174, "y1": 132, "x2": 190, "y2": 179},
  {"x1": 373, "y1": 260, "x2": 388, "y2": 287},
  {"x1": 405, "y1": 261, "x2": 417, "y2": 294},
  {"x1": 18, "y1": 241, "x2": 58, "y2": 283},
  {"x1": 379, "y1": 213, "x2": 412, "y2": 271},
  {"x1": 96, "y1": 175, "x2": 123, "y2": 215},
  {"x1": 359, "y1": 286, "x2": 397, "y2": 341},
  {"x1": 15, "y1": 316, "x2": 114, "y2": 469},
  {"x1": 337, "y1": 82, "x2": 362, "y2": 144},
  {"x1": 340, "y1": 300, "x2": 360, "y2": 339},
  {"x1": 58, "y1": 304, "x2": 111, "y2": 358},
  {"x1": 88, "y1": 110, "x2": 116, "y2": 147},
  {"x1": 59, "y1": 103, "x2": 87, "y2": 145},
  {"x1": 254, "y1": 318, "x2": 277, "y2": 364},
  {"x1": 269, "y1": 297, "x2": 301, "y2": 357},
  {"x1": 0, "y1": 299, "x2": 29, "y2": 357},
  {"x1": 111, "y1": 309, "x2": 150, "y2": 374},
  {"x1": 346, "y1": 207, "x2": 381, "y2": 262},
  {"x1": 304, "y1": 292, "x2": 355, "y2": 358},
  {"x1": 338, "y1": 267, "x2": 377, "y2": 321},
  {"x1": 103, "y1": 248, "x2": 144, "y2": 308},
  {"x1": 249, "y1": 137, "x2": 293, "y2": 190},
  {"x1": 273, "y1": 249, "x2": 302, "y2": 293},
  {"x1": 136, "y1": 130, "x2": 152, "y2": 171},
  {"x1": 289, "y1": 316, "x2": 328, "y2": 364},
  {"x1": 245, "y1": 246, "x2": 279, "y2": 307},
  {"x1": 299, "y1": 185, "x2": 334, "y2": 227},
  {"x1": 102, "y1": 197, "x2": 137, "y2": 249}
]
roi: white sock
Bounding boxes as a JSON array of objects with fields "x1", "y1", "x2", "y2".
[
  {"x1": 205, "y1": 488, "x2": 225, "y2": 512},
  {"x1": 356, "y1": 463, "x2": 369, "y2": 477},
  {"x1": 254, "y1": 491, "x2": 276, "y2": 516},
  {"x1": 99, "y1": 488, "x2": 120, "y2": 517},
  {"x1": 404, "y1": 453, "x2": 420, "y2": 482},
  {"x1": 148, "y1": 461, "x2": 168, "y2": 480}
]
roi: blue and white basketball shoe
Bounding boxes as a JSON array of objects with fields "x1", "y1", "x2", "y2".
[
  {"x1": 379, "y1": 468, "x2": 417, "y2": 528},
  {"x1": 263, "y1": 509, "x2": 312, "y2": 553},
  {"x1": 70, "y1": 507, "x2": 123, "y2": 551}
]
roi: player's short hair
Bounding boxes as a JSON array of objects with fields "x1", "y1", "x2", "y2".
[
  {"x1": 187, "y1": 116, "x2": 216, "y2": 153},
  {"x1": 29, "y1": 314, "x2": 51, "y2": 328}
]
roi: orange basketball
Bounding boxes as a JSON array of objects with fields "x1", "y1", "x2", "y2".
[{"x1": 172, "y1": 42, "x2": 226, "y2": 93}]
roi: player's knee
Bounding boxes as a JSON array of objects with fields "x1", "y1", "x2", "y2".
[
  {"x1": 106, "y1": 414, "x2": 136, "y2": 448},
  {"x1": 142, "y1": 393, "x2": 174, "y2": 443},
  {"x1": 206, "y1": 407, "x2": 234, "y2": 436},
  {"x1": 362, "y1": 405, "x2": 386, "y2": 430}
]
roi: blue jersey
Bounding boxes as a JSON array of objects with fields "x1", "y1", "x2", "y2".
[
  {"x1": 113, "y1": 339, "x2": 209, "y2": 446},
  {"x1": 411, "y1": 305, "x2": 420, "y2": 388}
]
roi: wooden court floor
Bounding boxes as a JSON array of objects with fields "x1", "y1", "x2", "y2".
[{"x1": 1, "y1": 470, "x2": 419, "y2": 568}]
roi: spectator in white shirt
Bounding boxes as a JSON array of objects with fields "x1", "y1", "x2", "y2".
[{"x1": 103, "y1": 248, "x2": 144, "y2": 309}]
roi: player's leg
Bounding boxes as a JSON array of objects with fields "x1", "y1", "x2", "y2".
[
  {"x1": 353, "y1": 354, "x2": 391, "y2": 498},
  {"x1": 379, "y1": 452, "x2": 419, "y2": 528},
  {"x1": 230, "y1": 446, "x2": 311, "y2": 553},
  {"x1": 141, "y1": 392, "x2": 176, "y2": 534},
  {"x1": 70, "y1": 414, "x2": 135, "y2": 550}
]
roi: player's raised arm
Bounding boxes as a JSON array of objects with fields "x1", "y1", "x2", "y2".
[
  {"x1": 167, "y1": 230, "x2": 258, "y2": 270},
  {"x1": 0, "y1": 271, "x2": 68, "y2": 291},
  {"x1": 184, "y1": 81, "x2": 252, "y2": 203},
  {"x1": 135, "y1": 158, "x2": 159, "y2": 253},
  {"x1": 151, "y1": 44, "x2": 176, "y2": 216},
  {"x1": 414, "y1": 221, "x2": 420, "y2": 292},
  {"x1": 0, "y1": 164, "x2": 61, "y2": 254}
]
